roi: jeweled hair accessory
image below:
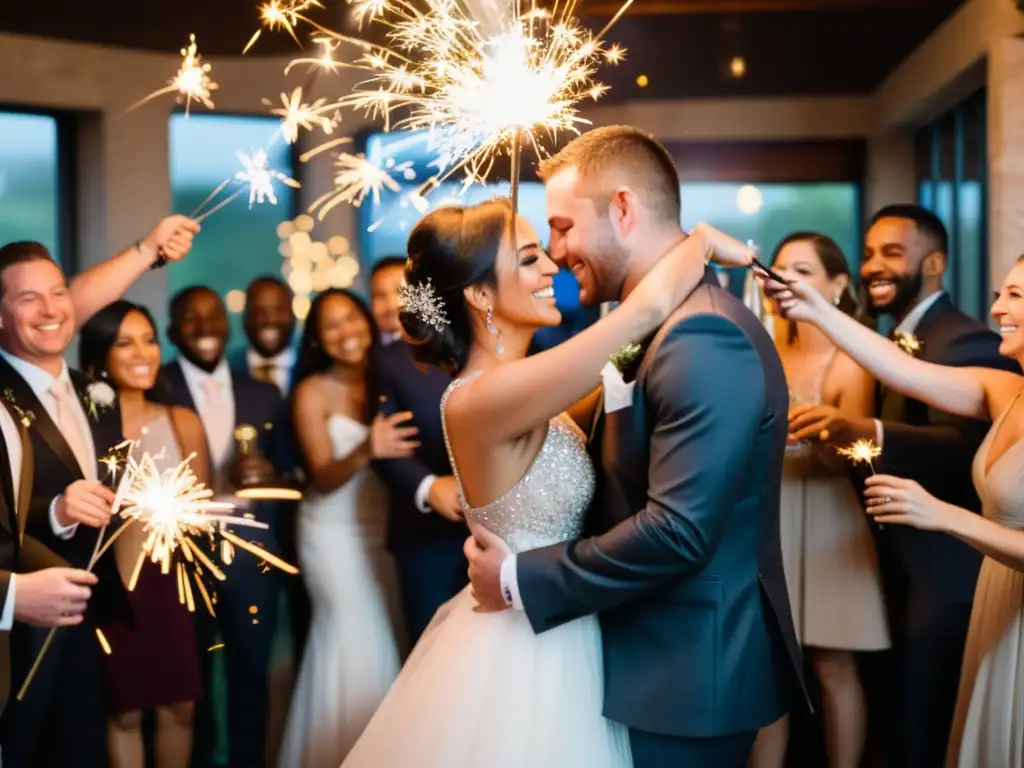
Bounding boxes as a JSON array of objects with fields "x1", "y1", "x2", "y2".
[{"x1": 398, "y1": 279, "x2": 449, "y2": 332}]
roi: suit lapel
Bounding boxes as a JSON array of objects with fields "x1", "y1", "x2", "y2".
[
  {"x1": 15, "y1": 412, "x2": 32, "y2": 544},
  {"x1": 0, "y1": 357, "x2": 82, "y2": 480}
]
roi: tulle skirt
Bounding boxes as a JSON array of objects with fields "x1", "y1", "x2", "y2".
[{"x1": 341, "y1": 586, "x2": 632, "y2": 767}]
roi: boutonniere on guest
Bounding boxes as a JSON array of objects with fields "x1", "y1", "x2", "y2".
[
  {"x1": 894, "y1": 332, "x2": 922, "y2": 357},
  {"x1": 3, "y1": 388, "x2": 35, "y2": 429},
  {"x1": 84, "y1": 381, "x2": 116, "y2": 420}
]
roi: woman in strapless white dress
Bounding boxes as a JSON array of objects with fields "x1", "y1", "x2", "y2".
[
  {"x1": 277, "y1": 289, "x2": 416, "y2": 768},
  {"x1": 341, "y1": 199, "x2": 756, "y2": 767}
]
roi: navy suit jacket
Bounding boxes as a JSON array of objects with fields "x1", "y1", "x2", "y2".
[
  {"x1": 369, "y1": 340, "x2": 465, "y2": 553},
  {"x1": 517, "y1": 269, "x2": 807, "y2": 739}
]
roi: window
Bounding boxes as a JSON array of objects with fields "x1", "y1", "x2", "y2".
[
  {"x1": 169, "y1": 114, "x2": 297, "y2": 356},
  {"x1": 0, "y1": 110, "x2": 62, "y2": 262},
  {"x1": 915, "y1": 89, "x2": 987, "y2": 319},
  {"x1": 680, "y1": 182, "x2": 861, "y2": 297}
]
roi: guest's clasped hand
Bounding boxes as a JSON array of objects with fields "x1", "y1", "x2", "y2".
[
  {"x1": 53, "y1": 480, "x2": 116, "y2": 528},
  {"x1": 370, "y1": 411, "x2": 420, "y2": 459},
  {"x1": 139, "y1": 215, "x2": 202, "y2": 263},
  {"x1": 863, "y1": 475, "x2": 955, "y2": 531}
]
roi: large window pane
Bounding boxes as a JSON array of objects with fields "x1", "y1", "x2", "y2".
[
  {"x1": 0, "y1": 112, "x2": 60, "y2": 262},
  {"x1": 169, "y1": 114, "x2": 296, "y2": 357}
]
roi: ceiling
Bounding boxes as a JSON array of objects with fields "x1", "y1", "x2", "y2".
[{"x1": 1, "y1": 0, "x2": 965, "y2": 99}]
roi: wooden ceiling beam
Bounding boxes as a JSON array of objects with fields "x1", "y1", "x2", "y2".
[{"x1": 580, "y1": 0, "x2": 944, "y2": 15}]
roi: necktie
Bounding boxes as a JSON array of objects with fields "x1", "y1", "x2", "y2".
[
  {"x1": 201, "y1": 379, "x2": 233, "y2": 466},
  {"x1": 51, "y1": 380, "x2": 95, "y2": 479}
]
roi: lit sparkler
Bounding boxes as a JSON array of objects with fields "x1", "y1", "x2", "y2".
[
  {"x1": 836, "y1": 439, "x2": 882, "y2": 474},
  {"x1": 126, "y1": 34, "x2": 217, "y2": 116},
  {"x1": 266, "y1": 87, "x2": 336, "y2": 145},
  {"x1": 17, "y1": 448, "x2": 299, "y2": 700},
  {"x1": 305, "y1": 145, "x2": 414, "y2": 219},
  {"x1": 248, "y1": 0, "x2": 632, "y2": 217},
  {"x1": 244, "y1": 0, "x2": 325, "y2": 53},
  {"x1": 189, "y1": 148, "x2": 302, "y2": 223}
]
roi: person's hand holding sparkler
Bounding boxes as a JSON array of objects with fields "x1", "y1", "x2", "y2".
[
  {"x1": 53, "y1": 481, "x2": 116, "y2": 529},
  {"x1": 13, "y1": 569, "x2": 98, "y2": 628},
  {"x1": 863, "y1": 475, "x2": 958, "y2": 531},
  {"x1": 138, "y1": 215, "x2": 202, "y2": 265}
]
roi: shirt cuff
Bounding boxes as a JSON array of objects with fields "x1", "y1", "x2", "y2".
[
  {"x1": 873, "y1": 418, "x2": 884, "y2": 450},
  {"x1": 415, "y1": 475, "x2": 438, "y2": 514},
  {"x1": 0, "y1": 574, "x2": 15, "y2": 631},
  {"x1": 499, "y1": 553, "x2": 524, "y2": 611},
  {"x1": 49, "y1": 496, "x2": 78, "y2": 540}
]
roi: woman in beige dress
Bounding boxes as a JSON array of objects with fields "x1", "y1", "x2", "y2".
[
  {"x1": 766, "y1": 254, "x2": 1024, "y2": 767},
  {"x1": 751, "y1": 233, "x2": 890, "y2": 768}
]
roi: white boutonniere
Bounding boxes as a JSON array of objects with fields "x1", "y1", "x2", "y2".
[
  {"x1": 601, "y1": 342, "x2": 643, "y2": 414},
  {"x1": 3, "y1": 388, "x2": 36, "y2": 429},
  {"x1": 894, "y1": 332, "x2": 922, "y2": 357},
  {"x1": 84, "y1": 381, "x2": 116, "y2": 420}
]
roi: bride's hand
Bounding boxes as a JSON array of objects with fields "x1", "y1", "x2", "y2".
[
  {"x1": 627, "y1": 225, "x2": 754, "y2": 324},
  {"x1": 691, "y1": 222, "x2": 756, "y2": 268}
]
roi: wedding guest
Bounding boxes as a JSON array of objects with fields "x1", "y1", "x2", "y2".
[
  {"x1": 278, "y1": 289, "x2": 412, "y2": 767},
  {"x1": 781, "y1": 206, "x2": 1019, "y2": 767},
  {"x1": 370, "y1": 263, "x2": 467, "y2": 644},
  {"x1": 158, "y1": 286, "x2": 282, "y2": 768},
  {"x1": 1, "y1": 400, "x2": 98, "y2": 718},
  {"x1": 767, "y1": 251, "x2": 1024, "y2": 767},
  {"x1": 369, "y1": 257, "x2": 405, "y2": 345},
  {"x1": 79, "y1": 301, "x2": 206, "y2": 768},
  {"x1": 0, "y1": 217, "x2": 199, "y2": 768},
  {"x1": 750, "y1": 233, "x2": 889, "y2": 768},
  {"x1": 232, "y1": 275, "x2": 309, "y2": 672}
]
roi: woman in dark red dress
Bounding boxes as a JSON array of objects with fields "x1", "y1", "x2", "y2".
[{"x1": 80, "y1": 301, "x2": 206, "y2": 768}]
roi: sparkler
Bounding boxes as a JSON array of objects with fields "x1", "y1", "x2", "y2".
[
  {"x1": 188, "y1": 149, "x2": 302, "y2": 223},
  {"x1": 304, "y1": 142, "x2": 414, "y2": 220},
  {"x1": 249, "y1": 0, "x2": 632, "y2": 218},
  {"x1": 17, "y1": 448, "x2": 299, "y2": 700},
  {"x1": 266, "y1": 87, "x2": 336, "y2": 145},
  {"x1": 125, "y1": 34, "x2": 217, "y2": 116},
  {"x1": 835, "y1": 439, "x2": 882, "y2": 475}
]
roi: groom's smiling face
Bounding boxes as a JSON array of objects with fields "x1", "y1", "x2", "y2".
[{"x1": 545, "y1": 166, "x2": 629, "y2": 306}]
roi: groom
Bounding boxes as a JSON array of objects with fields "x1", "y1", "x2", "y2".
[{"x1": 467, "y1": 126, "x2": 807, "y2": 766}]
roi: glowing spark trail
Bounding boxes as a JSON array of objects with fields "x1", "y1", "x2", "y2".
[
  {"x1": 125, "y1": 34, "x2": 217, "y2": 116},
  {"x1": 266, "y1": 87, "x2": 336, "y2": 145},
  {"x1": 189, "y1": 149, "x2": 302, "y2": 223},
  {"x1": 835, "y1": 439, "x2": 883, "y2": 474}
]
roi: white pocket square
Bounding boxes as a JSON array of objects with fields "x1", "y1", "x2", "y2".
[{"x1": 601, "y1": 362, "x2": 635, "y2": 414}]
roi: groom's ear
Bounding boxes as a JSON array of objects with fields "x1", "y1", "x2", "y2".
[{"x1": 609, "y1": 187, "x2": 639, "y2": 240}]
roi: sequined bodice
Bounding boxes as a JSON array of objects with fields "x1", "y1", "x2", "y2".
[{"x1": 440, "y1": 376, "x2": 595, "y2": 554}]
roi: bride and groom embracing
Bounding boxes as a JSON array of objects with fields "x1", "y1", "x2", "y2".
[{"x1": 343, "y1": 126, "x2": 809, "y2": 768}]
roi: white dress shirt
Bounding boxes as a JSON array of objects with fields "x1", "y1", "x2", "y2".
[
  {"x1": 873, "y1": 290, "x2": 946, "y2": 447},
  {"x1": 245, "y1": 347, "x2": 294, "y2": 397},
  {"x1": 381, "y1": 331, "x2": 403, "y2": 346},
  {"x1": 0, "y1": 406, "x2": 22, "y2": 631},
  {"x1": 179, "y1": 357, "x2": 236, "y2": 469}
]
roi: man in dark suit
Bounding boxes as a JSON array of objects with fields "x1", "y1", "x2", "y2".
[
  {"x1": 369, "y1": 257, "x2": 468, "y2": 643},
  {"x1": 467, "y1": 126, "x2": 806, "y2": 766},
  {"x1": 0, "y1": 400, "x2": 98, "y2": 722},
  {"x1": 159, "y1": 285, "x2": 283, "y2": 768},
  {"x1": 0, "y1": 219, "x2": 199, "y2": 767},
  {"x1": 229, "y1": 275, "x2": 308, "y2": 667}
]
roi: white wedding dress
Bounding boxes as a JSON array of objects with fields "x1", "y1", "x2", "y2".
[
  {"x1": 278, "y1": 414, "x2": 406, "y2": 768},
  {"x1": 341, "y1": 379, "x2": 632, "y2": 767}
]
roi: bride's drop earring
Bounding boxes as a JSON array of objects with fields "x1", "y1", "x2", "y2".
[{"x1": 486, "y1": 306, "x2": 504, "y2": 355}]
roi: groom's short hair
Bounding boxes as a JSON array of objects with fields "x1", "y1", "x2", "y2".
[{"x1": 536, "y1": 125, "x2": 681, "y2": 225}]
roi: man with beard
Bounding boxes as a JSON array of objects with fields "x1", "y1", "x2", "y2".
[
  {"x1": 159, "y1": 286, "x2": 283, "y2": 768},
  {"x1": 786, "y1": 204, "x2": 1019, "y2": 767}
]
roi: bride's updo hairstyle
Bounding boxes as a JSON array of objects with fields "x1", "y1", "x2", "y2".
[{"x1": 400, "y1": 198, "x2": 513, "y2": 372}]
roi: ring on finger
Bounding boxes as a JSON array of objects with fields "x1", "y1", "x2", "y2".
[
  {"x1": 884, "y1": 496, "x2": 891, "y2": 504},
  {"x1": 818, "y1": 428, "x2": 830, "y2": 442}
]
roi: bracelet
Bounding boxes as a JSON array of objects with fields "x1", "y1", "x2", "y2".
[{"x1": 137, "y1": 240, "x2": 168, "y2": 270}]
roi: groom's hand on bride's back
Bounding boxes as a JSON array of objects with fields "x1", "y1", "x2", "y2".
[{"x1": 465, "y1": 537, "x2": 508, "y2": 612}]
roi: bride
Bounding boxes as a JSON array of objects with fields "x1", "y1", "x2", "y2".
[{"x1": 341, "y1": 197, "x2": 753, "y2": 767}]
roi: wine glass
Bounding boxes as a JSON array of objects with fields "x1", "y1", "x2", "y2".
[{"x1": 786, "y1": 387, "x2": 820, "y2": 454}]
